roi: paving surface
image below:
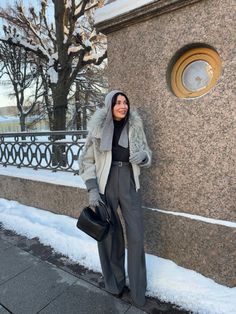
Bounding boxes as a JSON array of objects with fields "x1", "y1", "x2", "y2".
[{"x1": 0, "y1": 223, "x2": 191, "y2": 314}]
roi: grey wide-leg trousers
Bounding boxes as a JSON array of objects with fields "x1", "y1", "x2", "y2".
[{"x1": 97, "y1": 162, "x2": 147, "y2": 306}]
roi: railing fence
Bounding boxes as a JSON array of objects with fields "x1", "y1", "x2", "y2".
[{"x1": 0, "y1": 131, "x2": 88, "y2": 174}]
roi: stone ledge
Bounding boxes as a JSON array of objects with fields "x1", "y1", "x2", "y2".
[
  {"x1": 95, "y1": 0, "x2": 203, "y2": 34},
  {"x1": 143, "y1": 208, "x2": 236, "y2": 287},
  {"x1": 0, "y1": 175, "x2": 87, "y2": 218}
]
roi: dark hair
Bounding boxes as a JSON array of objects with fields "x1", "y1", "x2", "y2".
[{"x1": 111, "y1": 92, "x2": 130, "y2": 109}]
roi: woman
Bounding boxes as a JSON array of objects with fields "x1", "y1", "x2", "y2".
[{"x1": 79, "y1": 90, "x2": 152, "y2": 307}]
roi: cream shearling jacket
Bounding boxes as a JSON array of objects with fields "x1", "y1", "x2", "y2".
[{"x1": 79, "y1": 108, "x2": 152, "y2": 194}]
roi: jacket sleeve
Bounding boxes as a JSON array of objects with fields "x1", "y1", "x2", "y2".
[
  {"x1": 78, "y1": 134, "x2": 98, "y2": 191},
  {"x1": 139, "y1": 127, "x2": 152, "y2": 168},
  {"x1": 136, "y1": 112, "x2": 152, "y2": 168}
]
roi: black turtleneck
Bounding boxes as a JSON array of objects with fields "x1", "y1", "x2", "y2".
[{"x1": 112, "y1": 119, "x2": 129, "y2": 162}]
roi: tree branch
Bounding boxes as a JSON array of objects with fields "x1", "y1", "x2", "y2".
[
  {"x1": 82, "y1": 50, "x2": 107, "y2": 66},
  {"x1": 0, "y1": 37, "x2": 48, "y2": 61}
]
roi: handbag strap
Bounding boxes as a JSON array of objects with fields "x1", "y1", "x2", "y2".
[{"x1": 97, "y1": 201, "x2": 111, "y2": 222}]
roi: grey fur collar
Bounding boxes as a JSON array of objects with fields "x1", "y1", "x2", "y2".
[{"x1": 88, "y1": 108, "x2": 143, "y2": 139}]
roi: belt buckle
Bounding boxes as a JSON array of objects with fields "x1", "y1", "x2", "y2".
[{"x1": 118, "y1": 161, "x2": 122, "y2": 167}]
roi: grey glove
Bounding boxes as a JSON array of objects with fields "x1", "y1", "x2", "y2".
[
  {"x1": 129, "y1": 151, "x2": 147, "y2": 165},
  {"x1": 88, "y1": 188, "x2": 102, "y2": 207}
]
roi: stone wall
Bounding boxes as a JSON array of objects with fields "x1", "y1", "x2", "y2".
[
  {"x1": 0, "y1": 175, "x2": 87, "y2": 218},
  {"x1": 95, "y1": 0, "x2": 236, "y2": 286}
]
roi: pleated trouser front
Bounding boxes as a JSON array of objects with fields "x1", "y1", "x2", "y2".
[{"x1": 97, "y1": 163, "x2": 147, "y2": 306}]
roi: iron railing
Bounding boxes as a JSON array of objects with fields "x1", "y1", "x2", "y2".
[{"x1": 0, "y1": 131, "x2": 88, "y2": 174}]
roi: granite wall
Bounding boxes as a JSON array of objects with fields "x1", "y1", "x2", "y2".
[
  {"x1": 101, "y1": 0, "x2": 236, "y2": 220},
  {"x1": 95, "y1": 0, "x2": 236, "y2": 286},
  {"x1": 0, "y1": 175, "x2": 88, "y2": 218}
]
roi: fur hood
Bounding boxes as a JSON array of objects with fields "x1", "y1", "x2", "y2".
[{"x1": 87, "y1": 107, "x2": 144, "y2": 139}]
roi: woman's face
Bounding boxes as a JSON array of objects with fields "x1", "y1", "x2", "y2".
[{"x1": 112, "y1": 95, "x2": 129, "y2": 121}]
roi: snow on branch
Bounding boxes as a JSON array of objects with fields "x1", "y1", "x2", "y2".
[
  {"x1": 0, "y1": 0, "x2": 107, "y2": 131},
  {"x1": 83, "y1": 50, "x2": 107, "y2": 65},
  {"x1": 66, "y1": 0, "x2": 73, "y2": 9}
]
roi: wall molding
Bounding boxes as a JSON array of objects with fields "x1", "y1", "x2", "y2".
[{"x1": 95, "y1": 0, "x2": 203, "y2": 34}]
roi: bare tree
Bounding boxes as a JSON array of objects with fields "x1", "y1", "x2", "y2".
[
  {"x1": 0, "y1": 40, "x2": 44, "y2": 132},
  {"x1": 67, "y1": 64, "x2": 108, "y2": 130},
  {"x1": 0, "y1": 0, "x2": 107, "y2": 131}
]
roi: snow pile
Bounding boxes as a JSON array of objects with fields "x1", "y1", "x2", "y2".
[
  {"x1": 0, "y1": 198, "x2": 236, "y2": 314},
  {"x1": 0, "y1": 166, "x2": 85, "y2": 188},
  {"x1": 95, "y1": 0, "x2": 156, "y2": 24},
  {"x1": 0, "y1": 198, "x2": 100, "y2": 271}
]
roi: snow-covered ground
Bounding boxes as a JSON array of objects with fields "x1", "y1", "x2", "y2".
[
  {"x1": 0, "y1": 167, "x2": 236, "y2": 314},
  {"x1": 0, "y1": 166, "x2": 85, "y2": 188}
]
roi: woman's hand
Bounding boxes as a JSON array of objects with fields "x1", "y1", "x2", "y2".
[
  {"x1": 88, "y1": 188, "x2": 102, "y2": 207},
  {"x1": 129, "y1": 151, "x2": 147, "y2": 165}
]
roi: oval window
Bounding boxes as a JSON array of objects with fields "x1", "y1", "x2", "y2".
[{"x1": 171, "y1": 47, "x2": 221, "y2": 98}]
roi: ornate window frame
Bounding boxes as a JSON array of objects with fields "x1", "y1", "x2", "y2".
[{"x1": 171, "y1": 47, "x2": 221, "y2": 98}]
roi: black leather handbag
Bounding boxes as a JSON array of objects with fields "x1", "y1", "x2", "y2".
[{"x1": 76, "y1": 201, "x2": 111, "y2": 242}]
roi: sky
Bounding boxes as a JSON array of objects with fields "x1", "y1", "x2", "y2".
[
  {"x1": 0, "y1": 165, "x2": 236, "y2": 314},
  {"x1": 0, "y1": 85, "x2": 13, "y2": 107}
]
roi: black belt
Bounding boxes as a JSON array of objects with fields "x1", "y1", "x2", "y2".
[{"x1": 111, "y1": 161, "x2": 130, "y2": 167}]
